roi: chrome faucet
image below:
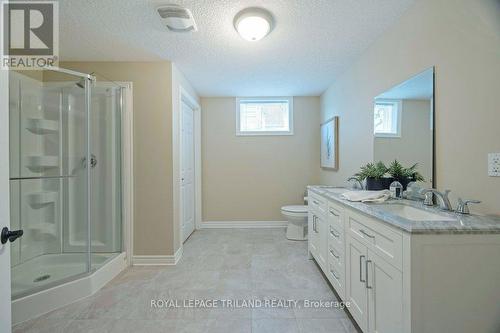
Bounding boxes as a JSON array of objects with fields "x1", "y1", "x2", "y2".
[
  {"x1": 422, "y1": 189, "x2": 453, "y2": 211},
  {"x1": 456, "y1": 198, "x2": 481, "y2": 214},
  {"x1": 347, "y1": 177, "x2": 364, "y2": 190}
]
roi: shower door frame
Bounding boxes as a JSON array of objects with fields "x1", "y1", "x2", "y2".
[
  {"x1": 114, "y1": 81, "x2": 134, "y2": 266},
  {"x1": 44, "y1": 68, "x2": 134, "y2": 271}
]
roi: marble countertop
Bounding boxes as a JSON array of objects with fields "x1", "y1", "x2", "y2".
[{"x1": 308, "y1": 185, "x2": 500, "y2": 234}]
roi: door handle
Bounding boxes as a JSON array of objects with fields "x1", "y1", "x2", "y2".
[
  {"x1": 329, "y1": 209, "x2": 339, "y2": 217},
  {"x1": 330, "y1": 269, "x2": 340, "y2": 280},
  {"x1": 330, "y1": 249, "x2": 339, "y2": 259},
  {"x1": 359, "y1": 255, "x2": 366, "y2": 283},
  {"x1": 1, "y1": 227, "x2": 23, "y2": 244},
  {"x1": 365, "y1": 260, "x2": 372, "y2": 289},
  {"x1": 359, "y1": 229, "x2": 375, "y2": 239},
  {"x1": 313, "y1": 216, "x2": 319, "y2": 233},
  {"x1": 330, "y1": 226, "x2": 339, "y2": 238}
]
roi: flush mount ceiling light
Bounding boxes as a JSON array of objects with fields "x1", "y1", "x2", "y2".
[{"x1": 234, "y1": 7, "x2": 273, "y2": 42}]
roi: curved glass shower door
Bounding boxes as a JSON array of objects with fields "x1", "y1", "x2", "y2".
[{"x1": 9, "y1": 69, "x2": 90, "y2": 298}]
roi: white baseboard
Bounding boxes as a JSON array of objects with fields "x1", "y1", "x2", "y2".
[
  {"x1": 199, "y1": 221, "x2": 288, "y2": 229},
  {"x1": 132, "y1": 246, "x2": 183, "y2": 266}
]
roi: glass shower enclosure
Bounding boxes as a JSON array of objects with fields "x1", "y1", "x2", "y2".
[{"x1": 9, "y1": 67, "x2": 123, "y2": 299}]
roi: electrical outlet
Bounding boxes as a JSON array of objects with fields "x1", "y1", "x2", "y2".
[{"x1": 488, "y1": 153, "x2": 500, "y2": 177}]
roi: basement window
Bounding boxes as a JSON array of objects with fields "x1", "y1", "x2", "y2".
[
  {"x1": 236, "y1": 97, "x2": 293, "y2": 136},
  {"x1": 374, "y1": 99, "x2": 401, "y2": 137}
]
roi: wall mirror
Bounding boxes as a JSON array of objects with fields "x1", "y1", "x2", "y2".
[{"x1": 373, "y1": 67, "x2": 434, "y2": 188}]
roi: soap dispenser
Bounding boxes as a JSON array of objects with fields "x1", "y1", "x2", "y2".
[{"x1": 390, "y1": 181, "x2": 403, "y2": 199}]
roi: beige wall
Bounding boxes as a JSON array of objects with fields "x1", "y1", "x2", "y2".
[
  {"x1": 319, "y1": 0, "x2": 500, "y2": 215},
  {"x1": 374, "y1": 99, "x2": 432, "y2": 187},
  {"x1": 201, "y1": 96, "x2": 321, "y2": 222},
  {"x1": 61, "y1": 61, "x2": 176, "y2": 255}
]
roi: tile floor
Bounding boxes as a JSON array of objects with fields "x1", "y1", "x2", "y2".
[{"x1": 13, "y1": 229, "x2": 361, "y2": 333}]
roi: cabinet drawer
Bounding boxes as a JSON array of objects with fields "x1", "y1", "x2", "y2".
[
  {"x1": 328, "y1": 223, "x2": 344, "y2": 253},
  {"x1": 327, "y1": 261, "x2": 345, "y2": 299},
  {"x1": 309, "y1": 192, "x2": 327, "y2": 216},
  {"x1": 328, "y1": 203, "x2": 344, "y2": 232},
  {"x1": 347, "y1": 211, "x2": 403, "y2": 270},
  {"x1": 328, "y1": 244, "x2": 344, "y2": 273}
]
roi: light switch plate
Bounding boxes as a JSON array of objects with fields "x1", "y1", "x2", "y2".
[{"x1": 488, "y1": 153, "x2": 500, "y2": 177}]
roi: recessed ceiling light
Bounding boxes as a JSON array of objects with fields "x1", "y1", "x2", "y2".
[{"x1": 234, "y1": 8, "x2": 273, "y2": 42}]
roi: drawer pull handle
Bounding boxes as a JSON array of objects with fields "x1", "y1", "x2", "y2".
[
  {"x1": 360, "y1": 229, "x2": 375, "y2": 239},
  {"x1": 329, "y1": 209, "x2": 339, "y2": 217},
  {"x1": 330, "y1": 226, "x2": 340, "y2": 238},
  {"x1": 313, "y1": 200, "x2": 319, "y2": 205},
  {"x1": 330, "y1": 269, "x2": 339, "y2": 280},
  {"x1": 359, "y1": 255, "x2": 366, "y2": 283},
  {"x1": 365, "y1": 260, "x2": 372, "y2": 289},
  {"x1": 312, "y1": 216, "x2": 317, "y2": 232},
  {"x1": 330, "y1": 249, "x2": 339, "y2": 259}
]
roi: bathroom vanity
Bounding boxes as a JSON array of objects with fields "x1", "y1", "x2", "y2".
[{"x1": 307, "y1": 186, "x2": 500, "y2": 333}]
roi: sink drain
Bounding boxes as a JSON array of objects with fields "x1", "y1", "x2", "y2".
[{"x1": 33, "y1": 274, "x2": 50, "y2": 283}]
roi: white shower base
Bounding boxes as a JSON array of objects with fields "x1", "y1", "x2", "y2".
[
  {"x1": 12, "y1": 252, "x2": 127, "y2": 325},
  {"x1": 12, "y1": 253, "x2": 114, "y2": 298}
]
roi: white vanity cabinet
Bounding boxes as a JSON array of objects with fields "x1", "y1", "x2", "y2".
[
  {"x1": 345, "y1": 210, "x2": 404, "y2": 333},
  {"x1": 307, "y1": 188, "x2": 500, "y2": 333},
  {"x1": 308, "y1": 193, "x2": 328, "y2": 270},
  {"x1": 345, "y1": 227, "x2": 404, "y2": 332},
  {"x1": 309, "y1": 190, "x2": 403, "y2": 333}
]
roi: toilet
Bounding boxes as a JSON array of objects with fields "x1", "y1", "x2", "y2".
[{"x1": 281, "y1": 205, "x2": 308, "y2": 240}]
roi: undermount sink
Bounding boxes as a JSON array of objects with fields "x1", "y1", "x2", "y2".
[
  {"x1": 324, "y1": 187, "x2": 349, "y2": 195},
  {"x1": 377, "y1": 204, "x2": 457, "y2": 222}
]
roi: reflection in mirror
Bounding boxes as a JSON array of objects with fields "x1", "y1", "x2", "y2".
[{"x1": 373, "y1": 67, "x2": 434, "y2": 188}]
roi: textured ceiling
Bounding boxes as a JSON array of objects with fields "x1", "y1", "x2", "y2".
[{"x1": 58, "y1": 0, "x2": 414, "y2": 96}]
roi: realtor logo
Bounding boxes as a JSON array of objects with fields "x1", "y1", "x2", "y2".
[{"x1": 1, "y1": 1, "x2": 59, "y2": 69}]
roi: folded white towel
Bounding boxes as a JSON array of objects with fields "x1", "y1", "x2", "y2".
[{"x1": 341, "y1": 190, "x2": 391, "y2": 203}]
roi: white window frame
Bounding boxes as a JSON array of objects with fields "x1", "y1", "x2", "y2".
[
  {"x1": 374, "y1": 99, "x2": 402, "y2": 138},
  {"x1": 235, "y1": 96, "x2": 294, "y2": 136}
]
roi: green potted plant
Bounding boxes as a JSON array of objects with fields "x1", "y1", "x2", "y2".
[
  {"x1": 387, "y1": 160, "x2": 425, "y2": 190},
  {"x1": 354, "y1": 161, "x2": 393, "y2": 190}
]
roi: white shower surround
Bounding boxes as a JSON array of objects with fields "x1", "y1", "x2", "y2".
[{"x1": 10, "y1": 77, "x2": 134, "y2": 326}]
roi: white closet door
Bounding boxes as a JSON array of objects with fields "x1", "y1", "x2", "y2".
[{"x1": 181, "y1": 101, "x2": 195, "y2": 242}]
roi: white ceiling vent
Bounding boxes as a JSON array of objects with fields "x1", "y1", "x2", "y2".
[{"x1": 157, "y1": 5, "x2": 197, "y2": 32}]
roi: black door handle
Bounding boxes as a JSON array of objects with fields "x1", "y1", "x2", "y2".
[{"x1": 1, "y1": 227, "x2": 23, "y2": 244}]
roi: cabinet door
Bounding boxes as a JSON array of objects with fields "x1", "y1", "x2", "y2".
[
  {"x1": 308, "y1": 211, "x2": 318, "y2": 257},
  {"x1": 346, "y1": 235, "x2": 369, "y2": 332},
  {"x1": 316, "y1": 214, "x2": 328, "y2": 269},
  {"x1": 367, "y1": 250, "x2": 403, "y2": 333}
]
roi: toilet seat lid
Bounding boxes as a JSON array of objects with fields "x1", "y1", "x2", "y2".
[{"x1": 281, "y1": 205, "x2": 308, "y2": 213}]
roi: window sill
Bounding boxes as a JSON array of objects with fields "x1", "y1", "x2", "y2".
[{"x1": 236, "y1": 131, "x2": 294, "y2": 136}]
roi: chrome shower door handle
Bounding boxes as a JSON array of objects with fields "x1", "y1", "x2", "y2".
[
  {"x1": 90, "y1": 154, "x2": 97, "y2": 168},
  {"x1": 81, "y1": 154, "x2": 98, "y2": 169}
]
